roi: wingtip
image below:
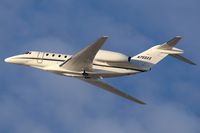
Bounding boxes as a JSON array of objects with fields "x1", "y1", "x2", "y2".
[
  {"x1": 102, "y1": 36, "x2": 109, "y2": 38},
  {"x1": 138, "y1": 101, "x2": 146, "y2": 105},
  {"x1": 191, "y1": 62, "x2": 197, "y2": 65},
  {"x1": 175, "y1": 35, "x2": 182, "y2": 39},
  {"x1": 133, "y1": 99, "x2": 146, "y2": 105}
]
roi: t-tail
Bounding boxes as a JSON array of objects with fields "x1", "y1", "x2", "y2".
[{"x1": 131, "y1": 36, "x2": 196, "y2": 70}]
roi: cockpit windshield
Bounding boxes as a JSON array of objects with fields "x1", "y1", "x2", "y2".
[{"x1": 24, "y1": 51, "x2": 31, "y2": 54}]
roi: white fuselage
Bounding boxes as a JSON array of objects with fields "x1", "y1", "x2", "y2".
[{"x1": 5, "y1": 50, "x2": 147, "y2": 79}]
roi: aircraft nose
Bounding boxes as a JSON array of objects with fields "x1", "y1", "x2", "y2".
[{"x1": 4, "y1": 57, "x2": 12, "y2": 63}]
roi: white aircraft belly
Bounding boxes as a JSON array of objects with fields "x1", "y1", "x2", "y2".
[
  {"x1": 59, "y1": 65, "x2": 139, "y2": 78},
  {"x1": 92, "y1": 65, "x2": 140, "y2": 78}
]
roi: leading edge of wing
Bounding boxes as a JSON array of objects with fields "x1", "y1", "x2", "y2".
[
  {"x1": 60, "y1": 36, "x2": 108, "y2": 71},
  {"x1": 80, "y1": 79, "x2": 146, "y2": 105}
]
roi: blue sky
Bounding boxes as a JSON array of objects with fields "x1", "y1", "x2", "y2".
[{"x1": 0, "y1": 0, "x2": 200, "y2": 133}]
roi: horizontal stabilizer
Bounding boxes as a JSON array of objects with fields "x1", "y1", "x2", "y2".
[
  {"x1": 158, "y1": 48, "x2": 184, "y2": 54},
  {"x1": 158, "y1": 36, "x2": 196, "y2": 65},
  {"x1": 159, "y1": 36, "x2": 182, "y2": 49},
  {"x1": 170, "y1": 54, "x2": 196, "y2": 65}
]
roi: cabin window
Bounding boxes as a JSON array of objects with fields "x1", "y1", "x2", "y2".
[
  {"x1": 58, "y1": 55, "x2": 61, "y2": 57},
  {"x1": 52, "y1": 54, "x2": 55, "y2": 57},
  {"x1": 64, "y1": 55, "x2": 67, "y2": 58},
  {"x1": 29, "y1": 52, "x2": 31, "y2": 54},
  {"x1": 46, "y1": 53, "x2": 49, "y2": 56}
]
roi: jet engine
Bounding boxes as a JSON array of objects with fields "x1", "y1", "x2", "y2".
[{"x1": 95, "y1": 50, "x2": 130, "y2": 63}]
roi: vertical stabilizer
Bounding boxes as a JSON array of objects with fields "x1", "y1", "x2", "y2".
[
  {"x1": 131, "y1": 45, "x2": 168, "y2": 70},
  {"x1": 131, "y1": 36, "x2": 195, "y2": 70}
]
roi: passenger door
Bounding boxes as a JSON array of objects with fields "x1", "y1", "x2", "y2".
[{"x1": 37, "y1": 52, "x2": 44, "y2": 63}]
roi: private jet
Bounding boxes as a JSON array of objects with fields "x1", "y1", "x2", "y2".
[{"x1": 5, "y1": 36, "x2": 195, "y2": 104}]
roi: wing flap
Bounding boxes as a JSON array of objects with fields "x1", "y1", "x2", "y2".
[{"x1": 81, "y1": 79, "x2": 146, "y2": 105}]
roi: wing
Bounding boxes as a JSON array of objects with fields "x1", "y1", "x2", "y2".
[
  {"x1": 60, "y1": 36, "x2": 108, "y2": 71},
  {"x1": 81, "y1": 79, "x2": 146, "y2": 105}
]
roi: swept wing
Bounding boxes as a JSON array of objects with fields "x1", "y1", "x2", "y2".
[
  {"x1": 81, "y1": 78, "x2": 145, "y2": 104},
  {"x1": 60, "y1": 36, "x2": 108, "y2": 71}
]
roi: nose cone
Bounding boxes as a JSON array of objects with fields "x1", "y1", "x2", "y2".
[
  {"x1": 4, "y1": 57, "x2": 12, "y2": 63},
  {"x1": 5, "y1": 55, "x2": 27, "y2": 65},
  {"x1": 4, "y1": 56, "x2": 16, "y2": 64}
]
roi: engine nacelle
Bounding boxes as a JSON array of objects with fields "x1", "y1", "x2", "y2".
[{"x1": 94, "y1": 50, "x2": 129, "y2": 63}]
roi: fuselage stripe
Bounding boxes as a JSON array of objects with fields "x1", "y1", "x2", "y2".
[{"x1": 93, "y1": 64, "x2": 147, "y2": 72}]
